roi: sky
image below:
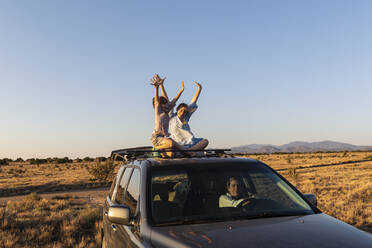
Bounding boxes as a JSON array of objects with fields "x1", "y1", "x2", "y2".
[{"x1": 1, "y1": 0, "x2": 371, "y2": 159}]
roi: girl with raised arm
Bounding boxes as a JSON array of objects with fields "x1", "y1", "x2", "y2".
[
  {"x1": 169, "y1": 82, "x2": 209, "y2": 150},
  {"x1": 150, "y1": 74, "x2": 187, "y2": 152}
]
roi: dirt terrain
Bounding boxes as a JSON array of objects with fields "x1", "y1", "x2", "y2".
[{"x1": 0, "y1": 187, "x2": 109, "y2": 205}]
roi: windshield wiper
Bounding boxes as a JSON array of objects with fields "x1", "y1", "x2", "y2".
[
  {"x1": 156, "y1": 217, "x2": 229, "y2": 226},
  {"x1": 155, "y1": 211, "x2": 312, "y2": 226},
  {"x1": 156, "y1": 218, "x2": 206, "y2": 226},
  {"x1": 242, "y1": 211, "x2": 312, "y2": 219}
]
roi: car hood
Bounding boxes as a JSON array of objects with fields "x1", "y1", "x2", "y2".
[{"x1": 150, "y1": 214, "x2": 372, "y2": 248}]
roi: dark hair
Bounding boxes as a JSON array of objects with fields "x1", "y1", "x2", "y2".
[
  {"x1": 152, "y1": 96, "x2": 168, "y2": 108},
  {"x1": 176, "y1": 103, "x2": 188, "y2": 112}
]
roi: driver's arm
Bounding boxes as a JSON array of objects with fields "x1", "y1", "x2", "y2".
[{"x1": 219, "y1": 195, "x2": 245, "y2": 208}]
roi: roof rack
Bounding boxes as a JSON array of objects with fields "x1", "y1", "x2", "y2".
[{"x1": 110, "y1": 146, "x2": 232, "y2": 162}]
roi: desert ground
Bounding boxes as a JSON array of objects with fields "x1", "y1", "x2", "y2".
[
  {"x1": 247, "y1": 151, "x2": 372, "y2": 233},
  {"x1": 0, "y1": 151, "x2": 371, "y2": 247}
]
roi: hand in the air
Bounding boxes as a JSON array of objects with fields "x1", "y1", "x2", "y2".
[{"x1": 181, "y1": 81, "x2": 184, "y2": 91}]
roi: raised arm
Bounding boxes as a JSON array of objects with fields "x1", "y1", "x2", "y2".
[
  {"x1": 151, "y1": 75, "x2": 160, "y2": 104},
  {"x1": 158, "y1": 76, "x2": 169, "y2": 101},
  {"x1": 170, "y1": 81, "x2": 184, "y2": 105},
  {"x1": 191, "y1": 82, "x2": 202, "y2": 104}
]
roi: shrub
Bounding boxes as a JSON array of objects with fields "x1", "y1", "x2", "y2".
[
  {"x1": 52, "y1": 194, "x2": 73, "y2": 200},
  {"x1": 95, "y1": 157, "x2": 107, "y2": 162},
  {"x1": 4, "y1": 158, "x2": 13, "y2": 163},
  {"x1": 35, "y1": 158, "x2": 48, "y2": 164},
  {"x1": 86, "y1": 160, "x2": 116, "y2": 181},
  {"x1": 287, "y1": 167, "x2": 298, "y2": 180},
  {"x1": 286, "y1": 157, "x2": 292, "y2": 164},
  {"x1": 0, "y1": 159, "x2": 8, "y2": 165},
  {"x1": 25, "y1": 192, "x2": 41, "y2": 202},
  {"x1": 56, "y1": 157, "x2": 73, "y2": 164},
  {"x1": 83, "y1": 157, "x2": 94, "y2": 162}
]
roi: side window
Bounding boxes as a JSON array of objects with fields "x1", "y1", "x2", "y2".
[
  {"x1": 115, "y1": 168, "x2": 133, "y2": 204},
  {"x1": 151, "y1": 171, "x2": 189, "y2": 222},
  {"x1": 124, "y1": 169, "x2": 140, "y2": 215},
  {"x1": 109, "y1": 176, "x2": 117, "y2": 199},
  {"x1": 109, "y1": 166, "x2": 125, "y2": 200}
]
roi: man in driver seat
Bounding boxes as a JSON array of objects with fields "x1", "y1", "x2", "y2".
[{"x1": 219, "y1": 176, "x2": 253, "y2": 208}]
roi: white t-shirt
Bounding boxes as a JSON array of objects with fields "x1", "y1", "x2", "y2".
[{"x1": 169, "y1": 103, "x2": 198, "y2": 145}]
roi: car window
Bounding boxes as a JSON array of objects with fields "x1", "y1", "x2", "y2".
[
  {"x1": 149, "y1": 163, "x2": 314, "y2": 225},
  {"x1": 124, "y1": 168, "x2": 140, "y2": 215},
  {"x1": 114, "y1": 167, "x2": 133, "y2": 204},
  {"x1": 249, "y1": 172, "x2": 300, "y2": 209},
  {"x1": 109, "y1": 176, "x2": 117, "y2": 199},
  {"x1": 151, "y1": 171, "x2": 189, "y2": 223}
]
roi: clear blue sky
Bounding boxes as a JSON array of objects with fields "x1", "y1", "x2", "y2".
[{"x1": 1, "y1": 1, "x2": 371, "y2": 159}]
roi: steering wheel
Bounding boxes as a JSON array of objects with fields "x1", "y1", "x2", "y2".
[
  {"x1": 238, "y1": 198, "x2": 257, "y2": 208},
  {"x1": 240, "y1": 198, "x2": 286, "y2": 211}
]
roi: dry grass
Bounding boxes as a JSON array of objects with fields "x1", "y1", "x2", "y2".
[
  {"x1": 0, "y1": 162, "x2": 94, "y2": 189},
  {"x1": 0, "y1": 161, "x2": 120, "y2": 194},
  {"x1": 0, "y1": 193, "x2": 102, "y2": 248},
  {"x1": 239, "y1": 151, "x2": 372, "y2": 233},
  {"x1": 281, "y1": 162, "x2": 372, "y2": 232},
  {"x1": 247, "y1": 151, "x2": 372, "y2": 170}
]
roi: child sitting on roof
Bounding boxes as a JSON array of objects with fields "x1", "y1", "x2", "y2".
[
  {"x1": 169, "y1": 82, "x2": 208, "y2": 150},
  {"x1": 150, "y1": 74, "x2": 188, "y2": 153}
]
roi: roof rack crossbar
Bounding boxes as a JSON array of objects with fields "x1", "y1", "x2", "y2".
[{"x1": 110, "y1": 148, "x2": 231, "y2": 161}]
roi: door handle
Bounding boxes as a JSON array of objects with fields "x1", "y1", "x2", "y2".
[{"x1": 111, "y1": 224, "x2": 117, "y2": 232}]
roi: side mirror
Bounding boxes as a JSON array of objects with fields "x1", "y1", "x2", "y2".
[
  {"x1": 304, "y1": 194, "x2": 317, "y2": 207},
  {"x1": 108, "y1": 205, "x2": 131, "y2": 225}
]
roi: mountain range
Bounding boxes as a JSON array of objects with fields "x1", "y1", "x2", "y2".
[{"x1": 231, "y1": 141, "x2": 372, "y2": 154}]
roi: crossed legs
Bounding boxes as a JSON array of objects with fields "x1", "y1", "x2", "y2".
[{"x1": 153, "y1": 137, "x2": 209, "y2": 157}]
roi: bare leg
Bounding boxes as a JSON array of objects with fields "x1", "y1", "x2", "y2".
[
  {"x1": 155, "y1": 138, "x2": 186, "y2": 156},
  {"x1": 155, "y1": 138, "x2": 174, "y2": 150}
]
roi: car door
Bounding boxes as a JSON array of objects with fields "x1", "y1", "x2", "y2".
[
  {"x1": 107, "y1": 167, "x2": 134, "y2": 248},
  {"x1": 103, "y1": 172, "x2": 118, "y2": 246},
  {"x1": 103, "y1": 165, "x2": 127, "y2": 246},
  {"x1": 111, "y1": 168, "x2": 143, "y2": 248}
]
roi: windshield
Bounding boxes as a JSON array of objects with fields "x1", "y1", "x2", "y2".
[{"x1": 149, "y1": 162, "x2": 314, "y2": 226}]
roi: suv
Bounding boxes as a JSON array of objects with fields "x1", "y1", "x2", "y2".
[{"x1": 102, "y1": 147, "x2": 372, "y2": 248}]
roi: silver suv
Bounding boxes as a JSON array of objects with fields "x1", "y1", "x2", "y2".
[{"x1": 102, "y1": 148, "x2": 372, "y2": 248}]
